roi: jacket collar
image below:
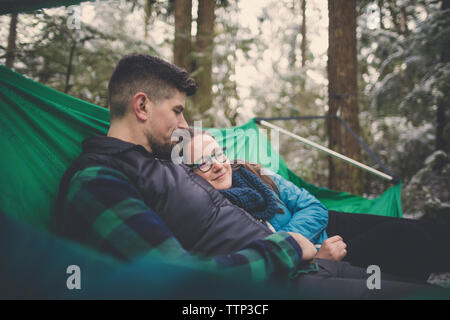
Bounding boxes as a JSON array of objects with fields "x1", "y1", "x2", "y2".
[{"x1": 82, "y1": 135, "x2": 149, "y2": 155}]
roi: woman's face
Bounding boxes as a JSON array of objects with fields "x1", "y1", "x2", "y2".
[{"x1": 187, "y1": 134, "x2": 232, "y2": 190}]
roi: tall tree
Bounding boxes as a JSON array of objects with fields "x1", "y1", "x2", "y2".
[
  {"x1": 173, "y1": 0, "x2": 192, "y2": 71},
  {"x1": 299, "y1": 0, "x2": 307, "y2": 91},
  {"x1": 399, "y1": 5, "x2": 409, "y2": 36},
  {"x1": 301, "y1": 0, "x2": 307, "y2": 68},
  {"x1": 327, "y1": 0, "x2": 362, "y2": 194},
  {"x1": 5, "y1": 13, "x2": 18, "y2": 68},
  {"x1": 191, "y1": 0, "x2": 216, "y2": 125},
  {"x1": 144, "y1": 0, "x2": 157, "y2": 38},
  {"x1": 378, "y1": 0, "x2": 385, "y2": 29}
]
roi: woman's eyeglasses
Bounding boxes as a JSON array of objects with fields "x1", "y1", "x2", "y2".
[{"x1": 189, "y1": 147, "x2": 228, "y2": 173}]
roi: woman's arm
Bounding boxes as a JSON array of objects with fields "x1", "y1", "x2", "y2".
[{"x1": 270, "y1": 173, "x2": 328, "y2": 244}]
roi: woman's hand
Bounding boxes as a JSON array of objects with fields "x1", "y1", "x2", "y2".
[
  {"x1": 315, "y1": 235, "x2": 347, "y2": 261},
  {"x1": 287, "y1": 232, "x2": 317, "y2": 261}
]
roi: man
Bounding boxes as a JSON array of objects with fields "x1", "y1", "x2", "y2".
[
  {"x1": 55, "y1": 53, "x2": 317, "y2": 285},
  {"x1": 55, "y1": 54, "x2": 448, "y2": 299}
]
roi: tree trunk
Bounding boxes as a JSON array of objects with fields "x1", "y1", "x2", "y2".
[
  {"x1": 301, "y1": 0, "x2": 307, "y2": 68},
  {"x1": 399, "y1": 5, "x2": 409, "y2": 37},
  {"x1": 173, "y1": 0, "x2": 192, "y2": 71},
  {"x1": 378, "y1": 0, "x2": 385, "y2": 29},
  {"x1": 327, "y1": 0, "x2": 362, "y2": 194},
  {"x1": 300, "y1": 0, "x2": 307, "y2": 92},
  {"x1": 64, "y1": 40, "x2": 77, "y2": 94},
  {"x1": 5, "y1": 13, "x2": 18, "y2": 69},
  {"x1": 144, "y1": 0, "x2": 156, "y2": 39},
  {"x1": 191, "y1": 0, "x2": 216, "y2": 125},
  {"x1": 288, "y1": 0, "x2": 299, "y2": 68}
]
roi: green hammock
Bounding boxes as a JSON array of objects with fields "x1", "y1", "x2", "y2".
[
  {"x1": 0, "y1": 1, "x2": 424, "y2": 301},
  {"x1": 207, "y1": 121, "x2": 402, "y2": 217},
  {"x1": 0, "y1": 65, "x2": 402, "y2": 232}
]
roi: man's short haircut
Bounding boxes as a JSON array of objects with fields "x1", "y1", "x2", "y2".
[{"x1": 108, "y1": 54, "x2": 197, "y2": 120}]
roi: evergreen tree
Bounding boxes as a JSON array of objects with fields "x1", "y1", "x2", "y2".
[
  {"x1": 327, "y1": 0, "x2": 362, "y2": 194},
  {"x1": 5, "y1": 13, "x2": 18, "y2": 68}
]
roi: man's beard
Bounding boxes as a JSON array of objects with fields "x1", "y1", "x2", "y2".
[
  {"x1": 146, "y1": 134, "x2": 174, "y2": 160},
  {"x1": 146, "y1": 131, "x2": 183, "y2": 160}
]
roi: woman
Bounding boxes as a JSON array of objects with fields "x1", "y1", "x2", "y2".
[{"x1": 184, "y1": 129, "x2": 450, "y2": 282}]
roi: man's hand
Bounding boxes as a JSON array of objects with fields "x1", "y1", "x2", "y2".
[
  {"x1": 287, "y1": 232, "x2": 317, "y2": 261},
  {"x1": 315, "y1": 235, "x2": 347, "y2": 261}
]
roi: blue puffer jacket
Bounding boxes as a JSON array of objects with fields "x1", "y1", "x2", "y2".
[{"x1": 267, "y1": 173, "x2": 328, "y2": 245}]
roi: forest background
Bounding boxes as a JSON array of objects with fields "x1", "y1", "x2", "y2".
[{"x1": 1, "y1": 0, "x2": 449, "y2": 223}]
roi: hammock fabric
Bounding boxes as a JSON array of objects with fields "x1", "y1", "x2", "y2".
[
  {"x1": 0, "y1": 65, "x2": 402, "y2": 231},
  {"x1": 208, "y1": 122, "x2": 402, "y2": 218}
]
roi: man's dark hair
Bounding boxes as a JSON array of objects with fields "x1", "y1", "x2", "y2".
[{"x1": 108, "y1": 54, "x2": 197, "y2": 120}]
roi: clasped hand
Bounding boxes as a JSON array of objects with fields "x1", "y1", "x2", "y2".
[
  {"x1": 288, "y1": 233, "x2": 347, "y2": 262},
  {"x1": 315, "y1": 235, "x2": 347, "y2": 261}
]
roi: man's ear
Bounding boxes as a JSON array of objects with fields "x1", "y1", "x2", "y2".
[{"x1": 132, "y1": 92, "x2": 150, "y2": 121}]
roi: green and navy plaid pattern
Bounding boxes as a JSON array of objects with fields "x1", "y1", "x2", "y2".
[{"x1": 62, "y1": 166, "x2": 304, "y2": 283}]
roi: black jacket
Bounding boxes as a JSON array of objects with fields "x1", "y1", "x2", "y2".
[{"x1": 56, "y1": 136, "x2": 272, "y2": 256}]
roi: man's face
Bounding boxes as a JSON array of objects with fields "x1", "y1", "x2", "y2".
[{"x1": 145, "y1": 90, "x2": 188, "y2": 159}]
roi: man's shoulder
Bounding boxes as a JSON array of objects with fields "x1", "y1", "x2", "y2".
[
  {"x1": 70, "y1": 166, "x2": 130, "y2": 182},
  {"x1": 64, "y1": 165, "x2": 142, "y2": 211},
  {"x1": 67, "y1": 166, "x2": 133, "y2": 193}
]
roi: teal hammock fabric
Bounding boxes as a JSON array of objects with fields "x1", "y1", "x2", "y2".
[
  {"x1": 207, "y1": 121, "x2": 402, "y2": 219},
  {"x1": 0, "y1": 65, "x2": 402, "y2": 232}
]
